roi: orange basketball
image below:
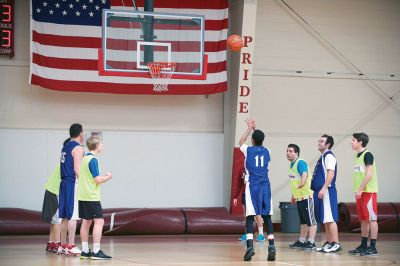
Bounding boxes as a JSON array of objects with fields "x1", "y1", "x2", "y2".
[{"x1": 227, "y1": 34, "x2": 243, "y2": 52}]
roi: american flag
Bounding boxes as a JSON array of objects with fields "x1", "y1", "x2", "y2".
[{"x1": 30, "y1": 0, "x2": 228, "y2": 95}]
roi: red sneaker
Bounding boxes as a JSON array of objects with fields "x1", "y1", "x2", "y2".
[
  {"x1": 60, "y1": 244, "x2": 68, "y2": 255},
  {"x1": 45, "y1": 242, "x2": 53, "y2": 252},
  {"x1": 52, "y1": 242, "x2": 61, "y2": 254}
]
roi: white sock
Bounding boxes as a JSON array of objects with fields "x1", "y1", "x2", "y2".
[
  {"x1": 258, "y1": 227, "x2": 263, "y2": 235},
  {"x1": 299, "y1": 237, "x2": 306, "y2": 243},
  {"x1": 246, "y1": 233, "x2": 253, "y2": 240},
  {"x1": 82, "y1": 242, "x2": 89, "y2": 253},
  {"x1": 308, "y1": 238, "x2": 315, "y2": 244},
  {"x1": 93, "y1": 243, "x2": 100, "y2": 253}
]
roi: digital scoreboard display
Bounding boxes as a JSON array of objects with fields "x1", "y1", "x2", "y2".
[{"x1": 0, "y1": 0, "x2": 14, "y2": 57}]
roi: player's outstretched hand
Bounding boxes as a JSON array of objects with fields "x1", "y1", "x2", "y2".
[{"x1": 245, "y1": 118, "x2": 256, "y2": 130}]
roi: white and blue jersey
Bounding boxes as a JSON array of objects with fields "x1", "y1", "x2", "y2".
[
  {"x1": 311, "y1": 150, "x2": 338, "y2": 224},
  {"x1": 240, "y1": 144, "x2": 273, "y2": 217},
  {"x1": 59, "y1": 140, "x2": 81, "y2": 220}
]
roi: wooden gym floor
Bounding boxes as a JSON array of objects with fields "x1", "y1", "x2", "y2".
[{"x1": 0, "y1": 233, "x2": 399, "y2": 266}]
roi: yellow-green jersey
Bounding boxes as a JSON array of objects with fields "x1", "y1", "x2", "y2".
[
  {"x1": 288, "y1": 158, "x2": 313, "y2": 199},
  {"x1": 78, "y1": 154, "x2": 101, "y2": 201},
  {"x1": 354, "y1": 149, "x2": 378, "y2": 193},
  {"x1": 44, "y1": 164, "x2": 61, "y2": 195}
]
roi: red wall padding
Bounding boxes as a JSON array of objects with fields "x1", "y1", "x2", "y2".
[
  {"x1": 184, "y1": 208, "x2": 244, "y2": 234},
  {"x1": 0, "y1": 207, "x2": 244, "y2": 235},
  {"x1": 338, "y1": 202, "x2": 400, "y2": 232},
  {"x1": 103, "y1": 209, "x2": 185, "y2": 235}
]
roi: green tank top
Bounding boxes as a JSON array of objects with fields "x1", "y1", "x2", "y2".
[
  {"x1": 354, "y1": 149, "x2": 378, "y2": 193},
  {"x1": 288, "y1": 158, "x2": 313, "y2": 199},
  {"x1": 44, "y1": 164, "x2": 61, "y2": 195},
  {"x1": 78, "y1": 154, "x2": 101, "y2": 201}
]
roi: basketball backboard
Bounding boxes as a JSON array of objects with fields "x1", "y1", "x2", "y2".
[{"x1": 99, "y1": 9, "x2": 207, "y2": 80}]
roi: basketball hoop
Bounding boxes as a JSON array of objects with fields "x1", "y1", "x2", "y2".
[{"x1": 147, "y1": 62, "x2": 177, "y2": 92}]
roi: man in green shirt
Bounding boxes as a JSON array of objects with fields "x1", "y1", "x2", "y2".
[
  {"x1": 287, "y1": 144, "x2": 317, "y2": 250},
  {"x1": 349, "y1": 132, "x2": 379, "y2": 256}
]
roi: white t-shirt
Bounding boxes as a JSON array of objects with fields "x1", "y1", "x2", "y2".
[{"x1": 324, "y1": 152, "x2": 337, "y2": 171}]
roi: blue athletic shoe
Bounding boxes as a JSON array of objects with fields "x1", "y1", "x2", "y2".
[
  {"x1": 239, "y1": 234, "x2": 246, "y2": 241},
  {"x1": 256, "y1": 234, "x2": 265, "y2": 242}
]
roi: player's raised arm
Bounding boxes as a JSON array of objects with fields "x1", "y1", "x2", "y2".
[{"x1": 239, "y1": 118, "x2": 255, "y2": 146}]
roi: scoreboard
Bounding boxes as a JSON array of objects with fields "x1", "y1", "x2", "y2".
[{"x1": 0, "y1": 0, "x2": 14, "y2": 57}]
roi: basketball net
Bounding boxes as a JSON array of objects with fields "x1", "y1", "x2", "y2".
[{"x1": 147, "y1": 62, "x2": 177, "y2": 92}]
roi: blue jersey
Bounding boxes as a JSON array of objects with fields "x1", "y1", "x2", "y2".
[
  {"x1": 241, "y1": 144, "x2": 271, "y2": 183},
  {"x1": 311, "y1": 150, "x2": 337, "y2": 190},
  {"x1": 60, "y1": 140, "x2": 80, "y2": 182}
]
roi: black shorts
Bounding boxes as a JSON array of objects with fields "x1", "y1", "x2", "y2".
[
  {"x1": 42, "y1": 190, "x2": 59, "y2": 224},
  {"x1": 79, "y1": 201, "x2": 103, "y2": 220},
  {"x1": 296, "y1": 197, "x2": 317, "y2": 226},
  {"x1": 241, "y1": 192, "x2": 246, "y2": 205}
]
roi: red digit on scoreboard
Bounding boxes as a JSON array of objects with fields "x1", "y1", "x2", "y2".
[
  {"x1": 2, "y1": 30, "x2": 11, "y2": 47},
  {"x1": 2, "y1": 5, "x2": 11, "y2": 22}
]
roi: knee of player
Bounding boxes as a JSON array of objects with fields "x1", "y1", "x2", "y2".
[{"x1": 94, "y1": 218, "x2": 104, "y2": 226}]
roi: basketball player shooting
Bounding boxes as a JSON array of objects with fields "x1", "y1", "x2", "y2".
[{"x1": 239, "y1": 118, "x2": 276, "y2": 262}]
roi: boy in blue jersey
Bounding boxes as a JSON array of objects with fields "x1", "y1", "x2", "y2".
[
  {"x1": 59, "y1": 123, "x2": 85, "y2": 256},
  {"x1": 311, "y1": 134, "x2": 341, "y2": 253},
  {"x1": 239, "y1": 118, "x2": 276, "y2": 262},
  {"x1": 79, "y1": 136, "x2": 112, "y2": 260}
]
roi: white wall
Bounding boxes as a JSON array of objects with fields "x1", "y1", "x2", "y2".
[
  {"x1": 0, "y1": 129, "x2": 224, "y2": 210},
  {"x1": 247, "y1": 0, "x2": 400, "y2": 221}
]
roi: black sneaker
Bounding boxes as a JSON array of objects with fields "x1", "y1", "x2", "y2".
[
  {"x1": 80, "y1": 250, "x2": 92, "y2": 259},
  {"x1": 302, "y1": 241, "x2": 316, "y2": 250},
  {"x1": 91, "y1": 250, "x2": 112, "y2": 260},
  {"x1": 316, "y1": 241, "x2": 330, "y2": 252},
  {"x1": 348, "y1": 245, "x2": 366, "y2": 255},
  {"x1": 243, "y1": 247, "x2": 255, "y2": 261},
  {"x1": 360, "y1": 247, "x2": 378, "y2": 256},
  {"x1": 289, "y1": 240, "x2": 305, "y2": 249},
  {"x1": 267, "y1": 245, "x2": 276, "y2": 261}
]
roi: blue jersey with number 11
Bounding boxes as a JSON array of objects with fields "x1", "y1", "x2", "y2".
[{"x1": 246, "y1": 146, "x2": 271, "y2": 183}]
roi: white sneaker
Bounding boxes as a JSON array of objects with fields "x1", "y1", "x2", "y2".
[
  {"x1": 324, "y1": 242, "x2": 342, "y2": 253},
  {"x1": 316, "y1": 241, "x2": 330, "y2": 252},
  {"x1": 65, "y1": 244, "x2": 81, "y2": 256}
]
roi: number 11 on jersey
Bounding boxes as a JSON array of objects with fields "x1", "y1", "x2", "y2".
[{"x1": 255, "y1": 155, "x2": 264, "y2": 167}]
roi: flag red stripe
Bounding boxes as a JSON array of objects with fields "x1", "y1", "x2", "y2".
[
  {"x1": 32, "y1": 31, "x2": 101, "y2": 48},
  {"x1": 32, "y1": 53, "x2": 226, "y2": 73},
  {"x1": 31, "y1": 74, "x2": 227, "y2": 95},
  {"x1": 110, "y1": 0, "x2": 228, "y2": 9},
  {"x1": 32, "y1": 53, "x2": 98, "y2": 70}
]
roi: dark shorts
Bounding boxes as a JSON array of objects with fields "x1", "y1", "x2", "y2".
[
  {"x1": 296, "y1": 197, "x2": 317, "y2": 226},
  {"x1": 79, "y1": 201, "x2": 103, "y2": 220},
  {"x1": 41, "y1": 190, "x2": 59, "y2": 224}
]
